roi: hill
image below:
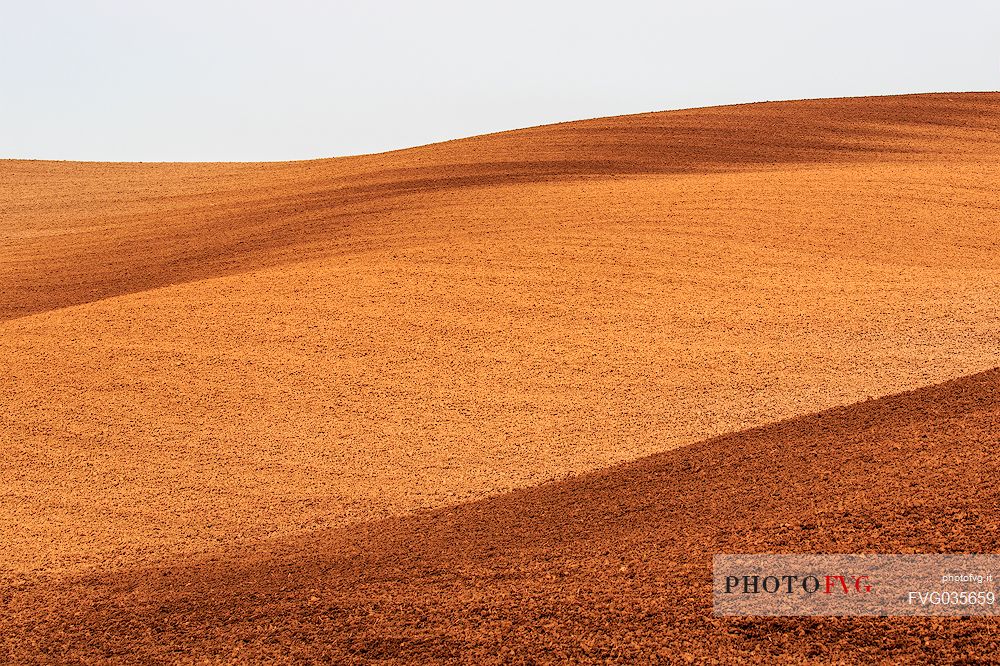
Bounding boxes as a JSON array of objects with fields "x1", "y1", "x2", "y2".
[
  {"x1": 1, "y1": 93, "x2": 999, "y2": 661},
  {"x1": 4, "y1": 369, "x2": 998, "y2": 662}
]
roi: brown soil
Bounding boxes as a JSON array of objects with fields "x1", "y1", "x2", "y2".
[
  {"x1": 3, "y1": 369, "x2": 999, "y2": 663},
  {"x1": 2, "y1": 92, "x2": 999, "y2": 662}
]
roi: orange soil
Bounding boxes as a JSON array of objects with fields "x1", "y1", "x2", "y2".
[
  {"x1": 1, "y1": 93, "x2": 999, "y2": 661},
  {"x1": 5, "y1": 369, "x2": 998, "y2": 663}
]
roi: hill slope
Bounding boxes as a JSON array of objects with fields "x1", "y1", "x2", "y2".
[
  {"x1": 4, "y1": 369, "x2": 999, "y2": 663},
  {"x1": 3, "y1": 93, "x2": 999, "y2": 322},
  {"x1": 1, "y1": 93, "x2": 999, "y2": 587}
]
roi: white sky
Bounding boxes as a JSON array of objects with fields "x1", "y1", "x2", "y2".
[{"x1": 2, "y1": 0, "x2": 998, "y2": 161}]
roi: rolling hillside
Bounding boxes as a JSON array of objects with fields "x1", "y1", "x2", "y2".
[
  {"x1": 2, "y1": 92, "x2": 999, "y2": 662},
  {"x1": 4, "y1": 369, "x2": 999, "y2": 662}
]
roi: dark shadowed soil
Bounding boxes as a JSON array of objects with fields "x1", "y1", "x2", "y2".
[{"x1": 4, "y1": 369, "x2": 998, "y2": 664}]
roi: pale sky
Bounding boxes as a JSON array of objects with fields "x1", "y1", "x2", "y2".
[{"x1": 2, "y1": 0, "x2": 997, "y2": 162}]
